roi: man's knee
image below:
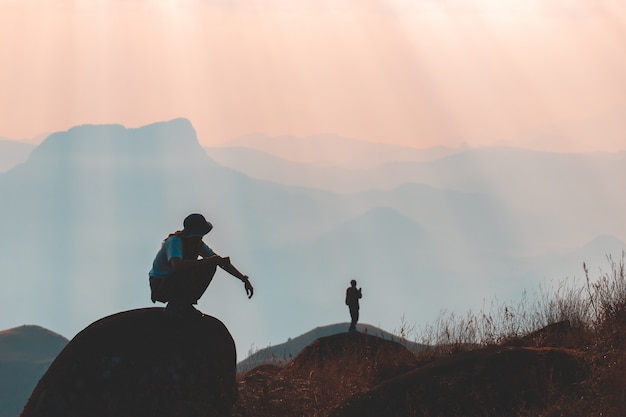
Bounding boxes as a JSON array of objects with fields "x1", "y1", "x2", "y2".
[{"x1": 197, "y1": 262, "x2": 218, "y2": 277}]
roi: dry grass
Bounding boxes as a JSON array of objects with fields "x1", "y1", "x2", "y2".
[
  {"x1": 233, "y1": 332, "x2": 418, "y2": 417},
  {"x1": 233, "y1": 252, "x2": 626, "y2": 417}
]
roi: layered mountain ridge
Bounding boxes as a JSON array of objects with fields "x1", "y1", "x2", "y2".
[{"x1": 0, "y1": 118, "x2": 623, "y2": 363}]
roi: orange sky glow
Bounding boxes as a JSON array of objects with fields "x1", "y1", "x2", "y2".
[{"x1": 1, "y1": 0, "x2": 625, "y2": 151}]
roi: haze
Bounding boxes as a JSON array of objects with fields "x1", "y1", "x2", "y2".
[
  {"x1": 1, "y1": 0, "x2": 626, "y2": 354},
  {"x1": 1, "y1": 0, "x2": 625, "y2": 151}
]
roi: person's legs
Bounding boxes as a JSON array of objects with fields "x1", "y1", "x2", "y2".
[
  {"x1": 150, "y1": 276, "x2": 169, "y2": 303},
  {"x1": 349, "y1": 306, "x2": 359, "y2": 332},
  {"x1": 162, "y1": 263, "x2": 218, "y2": 317},
  {"x1": 150, "y1": 275, "x2": 178, "y2": 303},
  {"x1": 188, "y1": 263, "x2": 218, "y2": 304}
]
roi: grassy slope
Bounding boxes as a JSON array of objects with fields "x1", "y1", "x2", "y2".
[{"x1": 233, "y1": 255, "x2": 626, "y2": 417}]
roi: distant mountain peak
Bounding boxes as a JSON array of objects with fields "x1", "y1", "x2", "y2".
[
  {"x1": 0, "y1": 324, "x2": 65, "y2": 339},
  {"x1": 0, "y1": 324, "x2": 68, "y2": 362},
  {"x1": 29, "y1": 118, "x2": 203, "y2": 163},
  {"x1": 580, "y1": 235, "x2": 625, "y2": 254}
]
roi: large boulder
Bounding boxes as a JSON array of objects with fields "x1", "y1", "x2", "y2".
[{"x1": 21, "y1": 308, "x2": 237, "y2": 417}]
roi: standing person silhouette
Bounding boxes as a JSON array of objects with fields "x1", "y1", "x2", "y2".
[
  {"x1": 345, "y1": 279, "x2": 362, "y2": 332},
  {"x1": 149, "y1": 213, "x2": 253, "y2": 318}
]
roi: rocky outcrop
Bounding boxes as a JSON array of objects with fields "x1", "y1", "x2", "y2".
[
  {"x1": 284, "y1": 332, "x2": 419, "y2": 384},
  {"x1": 21, "y1": 308, "x2": 237, "y2": 417},
  {"x1": 237, "y1": 323, "x2": 426, "y2": 373},
  {"x1": 328, "y1": 346, "x2": 586, "y2": 417},
  {"x1": 233, "y1": 332, "x2": 420, "y2": 417}
]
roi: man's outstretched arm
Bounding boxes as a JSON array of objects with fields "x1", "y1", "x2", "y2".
[{"x1": 210, "y1": 255, "x2": 254, "y2": 299}]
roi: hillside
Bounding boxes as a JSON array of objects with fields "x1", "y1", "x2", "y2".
[
  {"x1": 238, "y1": 322, "x2": 427, "y2": 372},
  {"x1": 232, "y1": 257, "x2": 626, "y2": 416},
  {"x1": 233, "y1": 326, "x2": 588, "y2": 417},
  {"x1": 0, "y1": 139, "x2": 34, "y2": 172},
  {"x1": 217, "y1": 133, "x2": 460, "y2": 169},
  {"x1": 0, "y1": 325, "x2": 68, "y2": 417},
  {"x1": 207, "y1": 144, "x2": 626, "y2": 251}
]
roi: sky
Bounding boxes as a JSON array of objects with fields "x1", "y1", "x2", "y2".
[{"x1": 1, "y1": 0, "x2": 626, "y2": 152}]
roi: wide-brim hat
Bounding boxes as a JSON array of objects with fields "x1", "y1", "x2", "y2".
[{"x1": 180, "y1": 213, "x2": 213, "y2": 237}]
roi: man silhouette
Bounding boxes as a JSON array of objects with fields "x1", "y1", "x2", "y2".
[
  {"x1": 345, "y1": 279, "x2": 362, "y2": 332},
  {"x1": 149, "y1": 213, "x2": 253, "y2": 318}
]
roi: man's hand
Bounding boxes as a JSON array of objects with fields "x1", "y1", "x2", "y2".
[{"x1": 244, "y1": 277, "x2": 254, "y2": 299}]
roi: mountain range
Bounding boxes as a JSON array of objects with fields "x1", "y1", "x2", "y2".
[
  {"x1": 217, "y1": 133, "x2": 461, "y2": 169},
  {"x1": 207, "y1": 141, "x2": 626, "y2": 252},
  {"x1": 0, "y1": 119, "x2": 624, "y2": 357}
]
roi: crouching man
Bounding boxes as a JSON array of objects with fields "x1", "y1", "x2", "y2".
[{"x1": 149, "y1": 213, "x2": 253, "y2": 318}]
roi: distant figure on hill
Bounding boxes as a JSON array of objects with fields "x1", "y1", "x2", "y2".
[
  {"x1": 149, "y1": 213, "x2": 253, "y2": 318},
  {"x1": 345, "y1": 279, "x2": 362, "y2": 332}
]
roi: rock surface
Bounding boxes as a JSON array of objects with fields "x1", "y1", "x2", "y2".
[
  {"x1": 21, "y1": 308, "x2": 237, "y2": 417},
  {"x1": 233, "y1": 332, "x2": 420, "y2": 417},
  {"x1": 328, "y1": 346, "x2": 585, "y2": 417},
  {"x1": 284, "y1": 331, "x2": 419, "y2": 383}
]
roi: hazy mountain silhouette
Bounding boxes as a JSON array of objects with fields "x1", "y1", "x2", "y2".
[
  {"x1": 0, "y1": 325, "x2": 68, "y2": 417},
  {"x1": 0, "y1": 119, "x2": 387, "y2": 343},
  {"x1": 520, "y1": 234, "x2": 626, "y2": 284},
  {"x1": 265, "y1": 207, "x2": 441, "y2": 286},
  {"x1": 206, "y1": 144, "x2": 626, "y2": 252},
  {"x1": 221, "y1": 133, "x2": 460, "y2": 169},
  {"x1": 367, "y1": 148, "x2": 626, "y2": 249},
  {"x1": 1, "y1": 118, "x2": 622, "y2": 356},
  {"x1": 0, "y1": 139, "x2": 34, "y2": 172},
  {"x1": 261, "y1": 204, "x2": 535, "y2": 323},
  {"x1": 206, "y1": 145, "x2": 362, "y2": 192}
]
